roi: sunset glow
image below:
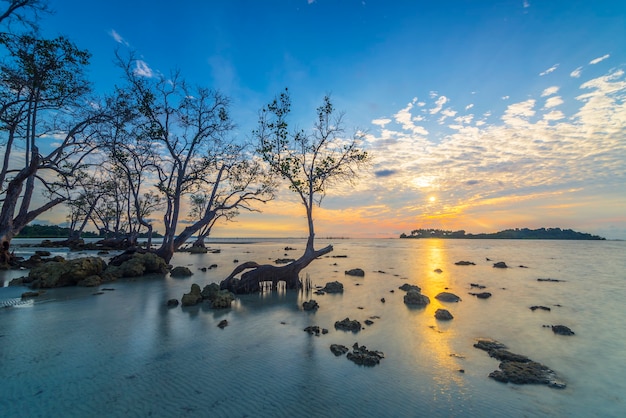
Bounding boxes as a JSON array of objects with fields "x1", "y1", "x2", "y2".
[{"x1": 28, "y1": 0, "x2": 626, "y2": 240}]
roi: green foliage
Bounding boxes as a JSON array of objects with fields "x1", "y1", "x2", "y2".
[{"x1": 16, "y1": 224, "x2": 98, "y2": 238}]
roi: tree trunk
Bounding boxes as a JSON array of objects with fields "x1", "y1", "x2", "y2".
[{"x1": 220, "y1": 244, "x2": 333, "y2": 294}]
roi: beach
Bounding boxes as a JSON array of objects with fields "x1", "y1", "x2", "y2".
[{"x1": 1, "y1": 238, "x2": 625, "y2": 417}]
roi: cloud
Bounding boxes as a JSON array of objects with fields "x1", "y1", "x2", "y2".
[
  {"x1": 541, "y1": 86, "x2": 559, "y2": 97},
  {"x1": 544, "y1": 96, "x2": 564, "y2": 109},
  {"x1": 374, "y1": 169, "x2": 397, "y2": 177},
  {"x1": 502, "y1": 95, "x2": 510, "y2": 100},
  {"x1": 539, "y1": 64, "x2": 559, "y2": 76},
  {"x1": 543, "y1": 110, "x2": 565, "y2": 121},
  {"x1": 393, "y1": 99, "x2": 430, "y2": 136},
  {"x1": 589, "y1": 54, "x2": 610, "y2": 65},
  {"x1": 109, "y1": 29, "x2": 128, "y2": 46},
  {"x1": 523, "y1": 0, "x2": 530, "y2": 8},
  {"x1": 465, "y1": 104, "x2": 474, "y2": 110},
  {"x1": 429, "y1": 95, "x2": 449, "y2": 114},
  {"x1": 570, "y1": 66, "x2": 583, "y2": 78},
  {"x1": 371, "y1": 118, "x2": 392, "y2": 127},
  {"x1": 134, "y1": 60, "x2": 154, "y2": 78}
]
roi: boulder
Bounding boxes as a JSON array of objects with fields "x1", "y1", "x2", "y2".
[
  {"x1": 304, "y1": 326, "x2": 322, "y2": 335},
  {"x1": 217, "y1": 319, "x2": 228, "y2": 329},
  {"x1": 469, "y1": 292, "x2": 492, "y2": 299},
  {"x1": 493, "y1": 261, "x2": 508, "y2": 268},
  {"x1": 321, "y1": 281, "x2": 344, "y2": 293},
  {"x1": 435, "y1": 292, "x2": 461, "y2": 302},
  {"x1": 330, "y1": 344, "x2": 349, "y2": 356},
  {"x1": 27, "y1": 257, "x2": 107, "y2": 288},
  {"x1": 345, "y1": 268, "x2": 365, "y2": 277},
  {"x1": 200, "y1": 283, "x2": 235, "y2": 308},
  {"x1": 399, "y1": 283, "x2": 421, "y2": 292},
  {"x1": 302, "y1": 300, "x2": 319, "y2": 311},
  {"x1": 403, "y1": 289, "x2": 430, "y2": 306},
  {"x1": 334, "y1": 317, "x2": 362, "y2": 332},
  {"x1": 181, "y1": 283, "x2": 203, "y2": 306},
  {"x1": 434, "y1": 308, "x2": 454, "y2": 320},
  {"x1": 104, "y1": 252, "x2": 168, "y2": 279},
  {"x1": 455, "y1": 261, "x2": 475, "y2": 266},
  {"x1": 166, "y1": 299, "x2": 179, "y2": 307},
  {"x1": 346, "y1": 343, "x2": 385, "y2": 366},
  {"x1": 170, "y1": 266, "x2": 193, "y2": 277},
  {"x1": 552, "y1": 325, "x2": 575, "y2": 336}
]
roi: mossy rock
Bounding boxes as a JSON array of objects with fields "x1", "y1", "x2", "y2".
[{"x1": 170, "y1": 266, "x2": 193, "y2": 277}]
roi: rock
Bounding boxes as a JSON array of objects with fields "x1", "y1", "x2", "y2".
[
  {"x1": 27, "y1": 257, "x2": 107, "y2": 288},
  {"x1": 537, "y1": 278, "x2": 565, "y2": 282},
  {"x1": 380, "y1": 297, "x2": 385, "y2": 303},
  {"x1": 181, "y1": 283, "x2": 203, "y2": 306},
  {"x1": 77, "y1": 275, "x2": 102, "y2": 287},
  {"x1": 455, "y1": 260, "x2": 475, "y2": 266},
  {"x1": 399, "y1": 283, "x2": 421, "y2": 292},
  {"x1": 345, "y1": 268, "x2": 365, "y2": 277},
  {"x1": 530, "y1": 305, "x2": 551, "y2": 311},
  {"x1": 303, "y1": 299, "x2": 319, "y2": 311},
  {"x1": 364, "y1": 319, "x2": 374, "y2": 325},
  {"x1": 334, "y1": 317, "x2": 362, "y2": 332},
  {"x1": 187, "y1": 246, "x2": 208, "y2": 254},
  {"x1": 166, "y1": 299, "x2": 179, "y2": 307},
  {"x1": 170, "y1": 266, "x2": 193, "y2": 277},
  {"x1": 330, "y1": 344, "x2": 349, "y2": 356},
  {"x1": 551, "y1": 325, "x2": 575, "y2": 335},
  {"x1": 105, "y1": 252, "x2": 168, "y2": 279},
  {"x1": 435, "y1": 292, "x2": 461, "y2": 302},
  {"x1": 21, "y1": 291, "x2": 43, "y2": 298},
  {"x1": 469, "y1": 292, "x2": 492, "y2": 299},
  {"x1": 217, "y1": 319, "x2": 228, "y2": 329},
  {"x1": 470, "y1": 283, "x2": 486, "y2": 289},
  {"x1": 321, "y1": 281, "x2": 344, "y2": 293},
  {"x1": 346, "y1": 342, "x2": 385, "y2": 366},
  {"x1": 435, "y1": 308, "x2": 454, "y2": 320},
  {"x1": 403, "y1": 289, "x2": 430, "y2": 306},
  {"x1": 304, "y1": 326, "x2": 321, "y2": 335},
  {"x1": 493, "y1": 261, "x2": 508, "y2": 268},
  {"x1": 433, "y1": 268, "x2": 443, "y2": 273},
  {"x1": 474, "y1": 339, "x2": 566, "y2": 389},
  {"x1": 209, "y1": 290, "x2": 235, "y2": 309}
]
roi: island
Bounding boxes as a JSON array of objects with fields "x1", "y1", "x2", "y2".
[{"x1": 399, "y1": 228, "x2": 605, "y2": 240}]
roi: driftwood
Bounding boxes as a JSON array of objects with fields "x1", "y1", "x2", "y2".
[{"x1": 220, "y1": 244, "x2": 333, "y2": 294}]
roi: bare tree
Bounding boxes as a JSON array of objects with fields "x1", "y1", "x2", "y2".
[
  {"x1": 116, "y1": 52, "x2": 274, "y2": 262},
  {"x1": 0, "y1": 33, "x2": 114, "y2": 264},
  {"x1": 0, "y1": 0, "x2": 49, "y2": 31},
  {"x1": 221, "y1": 89, "x2": 369, "y2": 293}
]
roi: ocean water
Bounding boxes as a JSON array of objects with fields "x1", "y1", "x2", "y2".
[{"x1": 1, "y1": 238, "x2": 625, "y2": 417}]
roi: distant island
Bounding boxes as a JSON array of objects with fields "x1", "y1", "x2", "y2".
[
  {"x1": 16, "y1": 224, "x2": 162, "y2": 239},
  {"x1": 400, "y1": 227, "x2": 605, "y2": 240}
]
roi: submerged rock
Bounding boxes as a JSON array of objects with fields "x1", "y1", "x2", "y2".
[
  {"x1": 469, "y1": 292, "x2": 492, "y2": 299},
  {"x1": 27, "y1": 257, "x2": 106, "y2": 288},
  {"x1": 321, "y1": 281, "x2": 344, "y2": 293},
  {"x1": 493, "y1": 261, "x2": 508, "y2": 268},
  {"x1": 334, "y1": 317, "x2": 362, "y2": 332},
  {"x1": 455, "y1": 260, "x2": 475, "y2": 266},
  {"x1": 399, "y1": 283, "x2": 421, "y2": 292},
  {"x1": 302, "y1": 299, "x2": 319, "y2": 311},
  {"x1": 551, "y1": 325, "x2": 575, "y2": 336},
  {"x1": 181, "y1": 283, "x2": 202, "y2": 306},
  {"x1": 435, "y1": 308, "x2": 454, "y2": 320},
  {"x1": 346, "y1": 342, "x2": 385, "y2": 366},
  {"x1": 345, "y1": 268, "x2": 365, "y2": 277},
  {"x1": 170, "y1": 266, "x2": 193, "y2": 277},
  {"x1": 217, "y1": 319, "x2": 228, "y2": 329},
  {"x1": 403, "y1": 289, "x2": 430, "y2": 306},
  {"x1": 435, "y1": 292, "x2": 461, "y2": 302},
  {"x1": 105, "y1": 252, "x2": 168, "y2": 279},
  {"x1": 166, "y1": 299, "x2": 179, "y2": 307},
  {"x1": 330, "y1": 344, "x2": 349, "y2": 356}
]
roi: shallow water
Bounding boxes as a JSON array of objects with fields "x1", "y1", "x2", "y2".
[{"x1": 1, "y1": 239, "x2": 625, "y2": 417}]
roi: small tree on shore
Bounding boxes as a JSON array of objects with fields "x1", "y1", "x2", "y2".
[{"x1": 221, "y1": 89, "x2": 369, "y2": 293}]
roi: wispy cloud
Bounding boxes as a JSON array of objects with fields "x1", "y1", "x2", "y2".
[
  {"x1": 541, "y1": 86, "x2": 559, "y2": 97},
  {"x1": 465, "y1": 103, "x2": 474, "y2": 110},
  {"x1": 134, "y1": 60, "x2": 154, "y2": 78},
  {"x1": 544, "y1": 96, "x2": 563, "y2": 109},
  {"x1": 109, "y1": 29, "x2": 129, "y2": 46},
  {"x1": 539, "y1": 64, "x2": 559, "y2": 76},
  {"x1": 570, "y1": 66, "x2": 583, "y2": 78},
  {"x1": 589, "y1": 54, "x2": 610, "y2": 65},
  {"x1": 429, "y1": 95, "x2": 448, "y2": 114}
]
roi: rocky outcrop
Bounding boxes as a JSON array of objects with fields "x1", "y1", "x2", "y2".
[
  {"x1": 403, "y1": 289, "x2": 430, "y2": 306},
  {"x1": 170, "y1": 266, "x2": 193, "y2": 277},
  {"x1": 346, "y1": 343, "x2": 385, "y2": 366},
  {"x1": 330, "y1": 344, "x2": 349, "y2": 356},
  {"x1": 181, "y1": 284, "x2": 203, "y2": 306},
  {"x1": 435, "y1": 292, "x2": 461, "y2": 302},
  {"x1": 25, "y1": 257, "x2": 107, "y2": 288},
  {"x1": 304, "y1": 326, "x2": 328, "y2": 336},
  {"x1": 345, "y1": 268, "x2": 365, "y2": 277},
  {"x1": 474, "y1": 338, "x2": 566, "y2": 389},
  {"x1": 334, "y1": 317, "x2": 362, "y2": 332},
  {"x1": 321, "y1": 281, "x2": 344, "y2": 293},
  {"x1": 105, "y1": 252, "x2": 168, "y2": 279},
  {"x1": 303, "y1": 300, "x2": 319, "y2": 311},
  {"x1": 435, "y1": 308, "x2": 454, "y2": 320},
  {"x1": 551, "y1": 325, "x2": 575, "y2": 335},
  {"x1": 399, "y1": 283, "x2": 421, "y2": 292},
  {"x1": 200, "y1": 283, "x2": 235, "y2": 308}
]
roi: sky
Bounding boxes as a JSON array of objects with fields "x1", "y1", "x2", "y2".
[{"x1": 31, "y1": 0, "x2": 626, "y2": 239}]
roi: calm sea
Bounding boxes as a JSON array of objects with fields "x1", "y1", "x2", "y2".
[{"x1": 1, "y1": 238, "x2": 625, "y2": 417}]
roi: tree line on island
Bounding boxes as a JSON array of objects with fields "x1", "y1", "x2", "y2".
[
  {"x1": 0, "y1": 1, "x2": 370, "y2": 293},
  {"x1": 400, "y1": 228, "x2": 605, "y2": 240}
]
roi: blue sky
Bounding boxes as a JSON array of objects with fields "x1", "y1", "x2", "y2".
[{"x1": 37, "y1": 0, "x2": 626, "y2": 239}]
